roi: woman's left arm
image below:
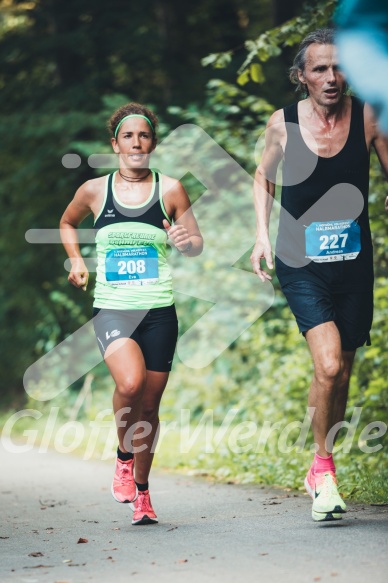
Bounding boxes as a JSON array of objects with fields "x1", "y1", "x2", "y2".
[{"x1": 162, "y1": 177, "x2": 203, "y2": 256}]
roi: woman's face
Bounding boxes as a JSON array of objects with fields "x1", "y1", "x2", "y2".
[{"x1": 111, "y1": 117, "x2": 156, "y2": 168}]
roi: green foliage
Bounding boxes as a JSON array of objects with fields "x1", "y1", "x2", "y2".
[
  {"x1": 166, "y1": 78, "x2": 274, "y2": 175},
  {"x1": 0, "y1": 0, "x2": 271, "y2": 399},
  {"x1": 0, "y1": 0, "x2": 387, "y2": 503},
  {"x1": 202, "y1": 52, "x2": 233, "y2": 69},
  {"x1": 203, "y1": 0, "x2": 337, "y2": 83},
  {"x1": 237, "y1": 63, "x2": 266, "y2": 86}
]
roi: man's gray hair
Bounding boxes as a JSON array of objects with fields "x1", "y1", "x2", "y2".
[{"x1": 289, "y1": 28, "x2": 335, "y2": 94}]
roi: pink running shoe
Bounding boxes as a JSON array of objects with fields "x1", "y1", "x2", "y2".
[
  {"x1": 111, "y1": 458, "x2": 137, "y2": 503},
  {"x1": 130, "y1": 490, "x2": 158, "y2": 525},
  {"x1": 304, "y1": 467, "x2": 346, "y2": 522}
]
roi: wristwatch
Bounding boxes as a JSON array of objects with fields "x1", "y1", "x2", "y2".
[{"x1": 179, "y1": 240, "x2": 193, "y2": 254}]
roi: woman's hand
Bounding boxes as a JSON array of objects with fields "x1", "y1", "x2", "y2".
[
  {"x1": 68, "y1": 258, "x2": 89, "y2": 291},
  {"x1": 163, "y1": 219, "x2": 192, "y2": 253}
]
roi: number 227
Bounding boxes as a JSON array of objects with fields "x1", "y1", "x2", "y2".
[{"x1": 319, "y1": 233, "x2": 348, "y2": 250}]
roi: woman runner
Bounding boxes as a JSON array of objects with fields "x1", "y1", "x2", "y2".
[{"x1": 60, "y1": 102, "x2": 203, "y2": 525}]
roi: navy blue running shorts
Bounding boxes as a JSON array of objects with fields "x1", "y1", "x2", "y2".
[
  {"x1": 280, "y1": 280, "x2": 373, "y2": 351},
  {"x1": 92, "y1": 304, "x2": 178, "y2": 372}
]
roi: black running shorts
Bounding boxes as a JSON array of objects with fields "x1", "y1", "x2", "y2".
[
  {"x1": 92, "y1": 304, "x2": 178, "y2": 372},
  {"x1": 280, "y1": 280, "x2": 373, "y2": 351}
]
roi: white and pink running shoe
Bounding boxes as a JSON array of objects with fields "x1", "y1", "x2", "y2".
[
  {"x1": 130, "y1": 490, "x2": 158, "y2": 525},
  {"x1": 111, "y1": 457, "x2": 137, "y2": 503},
  {"x1": 305, "y1": 467, "x2": 347, "y2": 522}
]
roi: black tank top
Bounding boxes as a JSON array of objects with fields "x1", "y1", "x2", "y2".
[
  {"x1": 275, "y1": 96, "x2": 373, "y2": 292},
  {"x1": 94, "y1": 171, "x2": 168, "y2": 231}
]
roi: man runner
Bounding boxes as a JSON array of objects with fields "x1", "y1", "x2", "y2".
[{"x1": 250, "y1": 28, "x2": 388, "y2": 522}]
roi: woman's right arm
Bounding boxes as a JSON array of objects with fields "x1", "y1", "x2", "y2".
[{"x1": 60, "y1": 181, "x2": 94, "y2": 291}]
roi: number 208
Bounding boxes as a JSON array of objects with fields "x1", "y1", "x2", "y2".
[{"x1": 117, "y1": 259, "x2": 146, "y2": 275}]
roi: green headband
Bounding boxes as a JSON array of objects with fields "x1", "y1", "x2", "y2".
[{"x1": 114, "y1": 114, "x2": 155, "y2": 138}]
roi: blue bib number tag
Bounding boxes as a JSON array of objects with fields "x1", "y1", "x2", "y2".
[
  {"x1": 105, "y1": 247, "x2": 159, "y2": 286},
  {"x1": 305, "y1": 220, "x2": 361, "y2": 263}
]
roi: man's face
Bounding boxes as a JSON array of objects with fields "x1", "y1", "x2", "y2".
[{"x1": 298, "y1": 43, "x2": 346, "y2": 106}]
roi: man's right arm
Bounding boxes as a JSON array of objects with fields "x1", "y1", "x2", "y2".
[{"x1": 250, "y1": 109, "x2": 285, "y2": 282}]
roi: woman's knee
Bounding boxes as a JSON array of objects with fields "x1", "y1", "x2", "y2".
[
  {"x1": 140, "y1": 402, "x2": 161, "y2": 422},
  {"x1": 115, "y1": 374, "x2": 145, "y2": 400}
]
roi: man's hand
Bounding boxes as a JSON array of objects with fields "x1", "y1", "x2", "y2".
[
  {"x1": 68, "y1": 258, "x2": 89, "y2": 291},
  {"x1": 250, "y1": 239, "x2": 274, "y2": 282}
]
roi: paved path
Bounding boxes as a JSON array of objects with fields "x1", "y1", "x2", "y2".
[{"x1": 0, "y1": 439, "x2": 387, "y2": 583}]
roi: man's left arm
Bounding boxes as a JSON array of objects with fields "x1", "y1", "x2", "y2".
[
  {"x1": 373, "y1": 133, "x2": 388, "y2": 212},
  {"x1": 364, "y1": 103, "x2": 388, "y2": 210}
]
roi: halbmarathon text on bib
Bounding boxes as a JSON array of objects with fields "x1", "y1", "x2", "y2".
[
  {"x1": 105, "y1": 247, "x2": 159, "y2": 286},
  {"x1": 305, "y1": 220, "x2": 361, "y2": 263}
]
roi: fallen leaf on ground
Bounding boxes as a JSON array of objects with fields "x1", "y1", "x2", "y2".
[
  {"x1": 77, "y1": 538, "x2": 88, "y2": 544},
  {"x1": 39, "y1": 499, "x2": 67, "y2": 507},
  {"x1": 23, "y1": 564, "x2": 54, "y2": 569},
  {"x1": 28, "y1": 552, "x2": 44, "y2": 557}
]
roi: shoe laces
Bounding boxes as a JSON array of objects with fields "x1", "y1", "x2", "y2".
[
  {"x1": 117, "y1": 460, "x2": 133, "y2": 484},
  {"x1": 136, "y1": 491, "x2": 152, "y2": 513},
  {"x1": 318, "y1": 472, "x2": 337, "y2": 496}
]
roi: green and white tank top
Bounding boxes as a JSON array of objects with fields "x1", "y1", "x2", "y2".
[{"x1": 93, "y1": 171, "x2": 174, "y2": 310}]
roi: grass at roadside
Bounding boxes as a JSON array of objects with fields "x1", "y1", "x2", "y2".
[{"x1": 1, "y1": 400, "x2": 387, "y2": 505}]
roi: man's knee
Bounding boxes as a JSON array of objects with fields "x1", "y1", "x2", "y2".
[{"x1": 315, "y1": 356, "x2": 343, "y2": 387}]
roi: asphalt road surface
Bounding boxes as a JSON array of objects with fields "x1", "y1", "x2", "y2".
[{"x1": 0, "y1": 439, "x2": 387, "y2": 583}]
